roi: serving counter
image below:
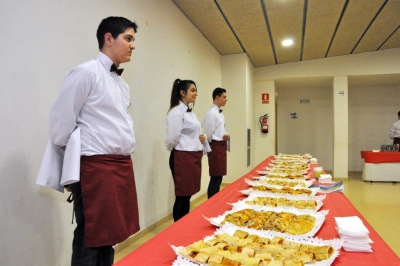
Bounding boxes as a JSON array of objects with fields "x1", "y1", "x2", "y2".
[
  {"x1": 115, "y1": 156, "x2": 400, "y2": 266},
  {"x1": 361, "y1": 151, "x2": 400, "y2": 182}
]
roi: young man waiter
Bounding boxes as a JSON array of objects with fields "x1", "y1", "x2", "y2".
[
  {"x1": 49, "y1": 17, "x2": 140, "y2": 266},
  {"x1": 203, "y1": 87, "x2": 230, "y2": 198}
]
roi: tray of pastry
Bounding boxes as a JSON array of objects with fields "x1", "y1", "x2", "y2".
[
  {"x1": 172, "y1": 224, "x2": 341, "y2": 266},
  {"x1": 229, "y1": 193, "x2": 326, "y2": 213},
  {"x1": 205, "y1": 205, "x2": 327, "y2": 238}
]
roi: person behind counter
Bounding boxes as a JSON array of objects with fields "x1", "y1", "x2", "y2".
[
  {"x1": 48, "y1": 17, "x2": 140, "y2": 266},
  {"x1": 165, "y1": 79, "x2": 206, "y2": 222},
  {"x1": 203, "y1": 87, "x2": 230, "y2": 198},
  {"x1": 389, "y1": 111, "x2": 400, "y2": 146}
]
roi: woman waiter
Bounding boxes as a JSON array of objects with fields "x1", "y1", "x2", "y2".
[{"x1": 165, "y1": 79, "x2": 206, "y2": 222}]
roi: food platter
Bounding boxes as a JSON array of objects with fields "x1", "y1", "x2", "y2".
[
  {"x1": 206, "y1": 205, "x2": 327, "y2": 238},
  {"x1": 171, "y1": 224, "x2": 342, "y2": 266},
  {"x1": 241, "y1": 186, "x2": 320, "y2": 197},
  {"x1": 244, "y1": 178, "x2": 314, "y2": 189},
  {"x1": 229, "y1": 193, "x2": 325, "y2": 213}
]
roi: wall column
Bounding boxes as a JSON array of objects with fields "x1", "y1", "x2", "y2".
[
  {"x1": 333, "y1": 76, "x2": 348, "y2": 178},
  {"x1": 222, "y1": 54, "x2": 249, "y2": 182},
  {"x1": 254, "y1": 80, "x2": 276, "y2": 164}
]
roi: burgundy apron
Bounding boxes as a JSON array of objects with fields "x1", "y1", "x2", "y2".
[
  {"x1": 208, "y1": 141, "x2": 227, "y2": 176},
  {"x1": 173, "y1": 150, "x2": 203, "y2": 196},
  {"x1": 394, "y1": 138, "x2": 400, "y2": 146},
  {"x1": 80, "y1": 155, "x2": 140, "y2": 247}
]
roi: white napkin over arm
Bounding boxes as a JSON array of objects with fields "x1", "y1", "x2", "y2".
[{"x1": 36, "y1": 127, "x2": 81, "y2": 192}]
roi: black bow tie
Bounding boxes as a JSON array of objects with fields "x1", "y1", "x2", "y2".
[
  {"x1": 219, "y1": 109, "x2": 223, "y2": 113},
  {"x1": 110, "y1": 64, "x2": 124, "y2": 76},
  {"x1": 187, "y1": 107, "x2": 192, "y2": 112}
]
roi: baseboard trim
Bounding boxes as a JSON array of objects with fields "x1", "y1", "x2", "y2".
[
  {"x1": 114, "y1": 212, "x2": 172, "y2": 253},
  {"x1": 114, "y1": 191, "x2": 209, "y2": 253},
  {"x1": 348, "y1": 171, "x2": 362, "y2": 175}
]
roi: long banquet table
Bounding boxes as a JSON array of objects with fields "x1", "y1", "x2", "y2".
[{"x1": 115, "y1": 156, "x2": 400, "y2": 266}]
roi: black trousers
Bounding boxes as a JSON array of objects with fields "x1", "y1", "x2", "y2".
[
  {"x1": 70, "y1": 182, "x2": 114, "y2": 266},
  {"x1": 169, "y1": 150, "x2": 192, "y2": 222},
  {"x1": 207, "y1": 176, "x2": 223, "y2": 198}
]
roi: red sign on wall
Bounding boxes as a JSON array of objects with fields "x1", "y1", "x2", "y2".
[{"x1": 262, "y1": 93, "x2": 269, "y2": 104}]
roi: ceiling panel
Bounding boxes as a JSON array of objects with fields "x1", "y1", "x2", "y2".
[
  {"x1": 354, "y1": 0, "x2": 400, "y2": 53},
  {"x1": 381, "y1": 27, "x2": 400, "y2": 50},
  {"x1": 173, "y1": 0, "x2": 243, "y2": 54},
  {"x1": 303, "y1": 0, "x2": 346, "y2": 60},
  {"x1": 172, "y1": 0, "x2": 400, "y2": 67},
  {"x1": 264, "y1": 0, "x2": 304, "y2": 64},
  {"x1": 327, "y1": 0, "x2": 387, "y2": 57},
  {"x1": 217, "y1": 0, "x2": 275, "y2": 67}
]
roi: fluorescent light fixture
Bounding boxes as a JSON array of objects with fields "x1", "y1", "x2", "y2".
[{"x1": 282, "y1": 39, "x2": 293, "y2": 46}]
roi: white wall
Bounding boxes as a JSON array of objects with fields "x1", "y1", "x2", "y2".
[
  {"x1": 349, "y1": 85, "x2": 400, "y2": 171},
  {"x1": 254, "y1": 80, "x2": 276, "y2": 165},
  {"x1": 333, "y1": 77, "x2": 349, "y2": 177},
  {"x1": 276, "y1": 87, "x2": 334, "y2": 169},
  {"x1": 0, "y1": 1, "x2": 222, "y2": 265},
  {"x1": 254, "y1": 48, "x2": 400, "y2": 78}
]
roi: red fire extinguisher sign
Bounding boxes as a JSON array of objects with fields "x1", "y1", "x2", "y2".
[{"x1": 262, "y1": 93, "x2": 269, "y2": 104}]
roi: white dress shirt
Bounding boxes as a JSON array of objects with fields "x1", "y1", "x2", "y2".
[
  {"x1": 49, "y1": 52, "x2": 135, "y2": 156},
  {"x1": 203, "y1": 104, "x2": 227, "y2": 143},
  {"x1": 165, "y1": 101, "x2": 204, "y2": 151},
  {"x1": 389, "y1": 120, "x2": 400, "y2": 138}
]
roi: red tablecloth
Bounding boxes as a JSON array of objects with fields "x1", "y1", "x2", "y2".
[
  {"x1": 361, "y1": 150, "x2": 400, "y2": 163},
  {"x1": 115, "y1": 157, "x2": 400, "y2": 266}
]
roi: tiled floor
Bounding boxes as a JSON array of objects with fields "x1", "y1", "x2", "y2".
[{"x1": 114, "y1": 173, "x2": 400, "y2": 262}]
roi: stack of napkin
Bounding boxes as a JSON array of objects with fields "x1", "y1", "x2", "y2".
[
  {"x1": 335, "y1": 216, "x2": 373, "y2": 252},
  {"x1": 319, "y1": 174, "x2": 333, "y2": 183}
]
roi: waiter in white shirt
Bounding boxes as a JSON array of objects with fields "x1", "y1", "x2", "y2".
[
  {"x1": 389, "y1": 111, "x2": 400, "y2": 146},
  {"x1": 49, "y1": 17, "x2": 140, "y2": 266},
  {"x1": 165, "y1": 79, "x2": 206, "y2": 222},
  {"x1": 203, "y1": 87, "x2": 230, "y2": 198}
]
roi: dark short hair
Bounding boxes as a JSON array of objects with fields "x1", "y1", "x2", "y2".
[
  {"x1": 96, "y1": 16, "x2": 138, "y2": 50},
  {"x1": 398, "y1": 111, "x2": 400, "y2": 116},
  {"x1": 212, "y1": 87, "x2": 226, "y2": 100}
]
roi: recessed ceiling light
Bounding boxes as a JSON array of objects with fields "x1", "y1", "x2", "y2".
[{"x1": 282, "y1": 39, "x2": 293, "y2": 46}]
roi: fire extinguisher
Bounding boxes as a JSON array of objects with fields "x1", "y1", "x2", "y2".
[{"x1": 259, "y1": 114, "x2": 269, "y2": 133}]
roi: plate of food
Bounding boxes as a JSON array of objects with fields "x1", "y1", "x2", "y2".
[
  {"x1": 230, "y1": 193, "x2": 325, "y2": 212},
  {"x1": 172, "y1": 224, "x2": 341, "y2": 266},
  {"x1": 245, "y1": 178, "x2": 314, "y2": 189},
  {"x1": 206, "y1": 206, "x2": 327, "y2": 238},
  {"x1": 241, "y1": 185, "x2": 320, "y2": 197}
]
